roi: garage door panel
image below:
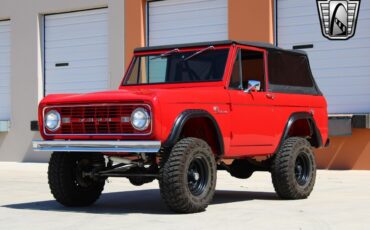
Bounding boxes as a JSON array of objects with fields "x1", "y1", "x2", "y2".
[
  {"x1": 45, "y1": 19, "x2": 108, "y2": 31},
  {"x1": 150, "y1": 7, "x2": 226, "y2": 22},
  {"x1": 46, "y1": 81, "x2": 108, "y2": 92},
  {"x1": 46, "y1": 76, "x2": 107, "y2": 84},
  {"x1": 309, "y1": 58, "x2": 369, "y2": 69},
  {"x1": 150, "y1": 0, "x2": 227, "y2": 12},
  {"x1": 0, "y1": 59, "x2": 10, "y2": 66},
  {"x1": 150, "y1": 32, "x2": 227, "y2": 47},
  {"x1": 278, "y1": 0, "x2": 313, "y2": 9},
  {"x1": 45, "y1": 46, "x2": 108, "y2": 59},
  {"x1": 278, "y1": 0, "x2": 370, "y2": 113},
  {"x1": 46, "y1": 65, "x2": 108, "y2": 76},
  {"x1": 45, "y1": 10, "x2": 107, "y2": 26},
  {"x1": 46, "y1": 69, "x2": 107, "y2": 82},
  {"x1": 45, "y1": 65, "x2": 108, "y2": 74},
  {"x1": 150, "y1": 24, "x2": 228, "y2": 40},
  {"x1": 327, "y1": 95, "x2": 370, "y2": 104},
  {"x1": 278, "y1": 21, "x2": 321, "y2": 33},
  {"x1": 45, "y1": 8, "x2": 108, "y2": 95},
  {"x1": 150, "y1": 15, "x2": 227, "y2": 31},
  {"x1": 45, "y1": 36, "x2": 106, "y2": 49},
  {"x1": 278, "y1": 10, "x2": 316, "y2": 19},
  {"x1": 327, "y1": 105, "x2": 370, "y2": 114},
  {"x1": 313, "y1": 66, "x2": 370, "y2": 78},
  {"x1": 148, "y1": 0, "x2": 227, "y2": 46},
  {"x1": 46, "y1": 82, "x2": 108, "y2": 92},
  {"x1": 318, "y1": 75, "x2": 370, "y2": 85},
  {"x1": 308, "y1": 47, "x2": 370, "y2": 58},
  {"x1": 0, "y1": 26, "x2": 10, "y2": 33},
  {"x1": 46, "y1": 57, "x2": 108, "y2": 68},
  {"x1": 45, "y1": 44, "x2": 107, "y2": 60},
  {"x1": 46, "y1": 21, "x2": 107, "y2": 35},
  {"x1": 0, "y1": 84, "x2": 10, "y2": 90},
  {"x1": 0, "y1": 38, "x2": 10, "y2": 45},
  {"x1": 0, "y1": 20, "x2": 10, "y2": 120},
  {"x1": 45, "y1": 24, "x2": 107, "y2": 42},
  {"x1": 279, "y1": 33, "x2": 370, "y2": 45},
  {"x1": 320, "y1": 84, "x2": 370, "y2": 93},
  {"x1": 46, "y1": 88, "x2": 107, "y2": 94}
]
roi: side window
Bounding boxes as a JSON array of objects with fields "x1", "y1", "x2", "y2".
[
  {"x1": 268, "y1": 52, "x2": 314, "y2": 87},
  {"x1": 229, "y1": 51, "x2": 242, "y2": 89},
  {"x1": 240, "y1": 49, "x2": 265, "y2": 91},
  {"x1": 126, "y1": 58, "x2": 139, "y2": 85},
  {"x1": 229, "y1": 49, "x2": 266, "y2": 91}
]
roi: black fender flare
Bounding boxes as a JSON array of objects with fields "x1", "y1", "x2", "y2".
[
  {"x1": 275, "y1": 112, "x2": 323, "y2": 153},
  {"x1": 163, "y1": 110, "x2": 224, "y2": 156}
]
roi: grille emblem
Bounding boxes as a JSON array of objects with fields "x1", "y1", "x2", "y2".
[{"x1": 78, "y1": 118, "x2": 112, "y2": 122}]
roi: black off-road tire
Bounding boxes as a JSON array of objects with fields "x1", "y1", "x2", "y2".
[
  {"x1": 159, "y1": 137, "x2": 217, "y2": 213},
  {"x1": 271, "y1": 137, "x2": 316, "y2": 199},
  {"x1": 48, "y1": 152, "x2": 106, "y2": 207}
]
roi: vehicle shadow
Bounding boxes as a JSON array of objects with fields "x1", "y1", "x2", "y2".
[{"x1": 2, "y1": 189, "x2": 279, "y2": 215}]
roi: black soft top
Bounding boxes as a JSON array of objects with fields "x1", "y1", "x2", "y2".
[
  {"x1": 134, "y1": 40, "x2": 306, "y2": 55},
  {"x1": 134, "y1": 40, "x2": 321, "y2": 96}
]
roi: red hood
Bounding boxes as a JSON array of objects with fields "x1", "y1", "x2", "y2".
[
  {"x1": 40, "y1": 89, "x2": 158, "y2": 105},
  {"x1": 40, "y1": 86, "x2": 229, "y2": 106}
]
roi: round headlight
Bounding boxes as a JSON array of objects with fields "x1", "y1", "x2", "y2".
[
  {"x1": 131, "y1": 108, "x2": 150, "y2": 131},
  {"x1": 45, "y1": 110, "x2": 61, "y2": 131}
]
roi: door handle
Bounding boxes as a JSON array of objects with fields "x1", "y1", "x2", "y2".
[{"x1": 266, "y1": 93, "x2": 275, "y2": 100}]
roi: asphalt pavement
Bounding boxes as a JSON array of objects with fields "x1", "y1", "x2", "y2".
[{"x1": 0, "y1": 162, "x2": 369, "y2": 230}]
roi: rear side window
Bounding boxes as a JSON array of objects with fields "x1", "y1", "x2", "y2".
[{"x1": 268, "y1": 51, "x2": 319, "y2": 94}]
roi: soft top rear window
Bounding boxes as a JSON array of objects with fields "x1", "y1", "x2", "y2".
[{"x1": 268, "y1": 51, "x2": 320, "y2": 95}]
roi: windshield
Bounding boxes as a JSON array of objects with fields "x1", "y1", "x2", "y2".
[{"x1": 123, "y1": 49, "x2": 229, "y2": 85}]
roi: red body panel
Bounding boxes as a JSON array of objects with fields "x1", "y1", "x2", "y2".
[{"x1": 38, "y1": 44, "x2": 329, "y2": 158}]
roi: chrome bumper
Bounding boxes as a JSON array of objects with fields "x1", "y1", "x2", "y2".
[{"x1": 32, "y1": 140, "x2": 161, "y2": 153}]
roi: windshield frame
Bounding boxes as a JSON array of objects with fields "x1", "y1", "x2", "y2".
[{"x1": 120, "y1": 45, "x2": 232, "y2": 87}]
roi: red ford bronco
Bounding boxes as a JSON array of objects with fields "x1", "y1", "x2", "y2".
[{"x1": 33, "y1": 40, "x2": 329, "y2": 213}]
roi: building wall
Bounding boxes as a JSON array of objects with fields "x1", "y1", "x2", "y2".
[
  {"x1": 0, "y1": 0, "x2": 125, "y2": 162},
  {"x1": 316, "y1": 129, "x2": 370, "y2": 170},
  {"x1": 1, "y1": 0, "x2": 369, "y2": 169},
  {"x1": 228, "y1": 0, "x2": 274, "y2": 43},
  {"x1": 124, "y1": 0, "x2": 146, "y2": 69}
]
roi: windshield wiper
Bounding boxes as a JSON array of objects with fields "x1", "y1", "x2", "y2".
[
  {"x1": 150, "y1": 48, "x2": 180, "y2": 60},
  {"x1": 183, "y1": 46, "x2": 215, "y2": 61}
]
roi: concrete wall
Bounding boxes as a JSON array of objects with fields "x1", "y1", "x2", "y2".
[{"x1": 0, "y1": 0, "x2": 125, "y2": 162}]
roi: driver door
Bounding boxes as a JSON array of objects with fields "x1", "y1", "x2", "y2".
[{"x1": 228, "y1": 47, "x2": 276, "y2": 156}]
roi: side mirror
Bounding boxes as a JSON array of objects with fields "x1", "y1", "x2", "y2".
[{"x1": 244, "y1": 80, "x2": 261, "y2": 93}]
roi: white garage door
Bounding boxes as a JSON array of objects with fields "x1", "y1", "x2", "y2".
[
  {"x1": 0, "y1": 20, "x2": 11, "y2": 120},
  {"x1": 278, "y1": 0, "x2": 370, "y2": 114},
  {"x1": 45, "y1": 8, "x2": 108, "y2": 95},
  {"x1": 148, "y1": 0, "x2": 228, "y2": 46}
]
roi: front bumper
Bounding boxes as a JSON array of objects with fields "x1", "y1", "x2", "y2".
[{"x1": 32, "y1": 140, "x2": 161, "y2": 153}]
